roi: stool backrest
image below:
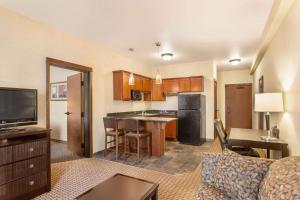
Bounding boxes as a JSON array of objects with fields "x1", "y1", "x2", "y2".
[
  {"x1": 123, "y1": 119, "x2": 139, "y2": 133},
  {"x1": 103, "y1": 117, "x2": 118, "y2": 131}
]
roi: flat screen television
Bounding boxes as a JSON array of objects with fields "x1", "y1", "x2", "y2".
[{"x1": 0, "y1": 87, "x2": 37, "y2": 128}]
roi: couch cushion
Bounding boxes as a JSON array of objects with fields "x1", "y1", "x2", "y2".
[
  {"x1": 201, "y1": 149, "x2": 273, "y2": 200},
  {"x1": 195, "y1": 183, "x2": 230, "y2": 200},
  {"x1": 259, "y1": 156, "x2": 300, "y2": 200}
]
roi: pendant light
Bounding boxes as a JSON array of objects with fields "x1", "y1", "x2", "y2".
[
  {"x1": 155, "y1": 42, "x2": 162, "y2": 84},
  {"x1": 155, "y1": 69, "x2": 162, "y2": 84},
  {"x1": 129, "y1": 72, "x2": 134, "y2": 85}
]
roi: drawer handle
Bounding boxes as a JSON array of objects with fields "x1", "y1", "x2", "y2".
[
  {"x1": 29, "y1": 181, "x2": 35, "y2": 186},
  {"x1": 29, "y1": 147, "x2": 34, "y2": 152},
  {"x1": 29, "y1": 164, "x2": 34, "y2": 169}
]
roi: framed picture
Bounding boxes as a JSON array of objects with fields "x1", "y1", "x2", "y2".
[{"x1": 50, "y1": 81, "x2": 67, "y2": 101}]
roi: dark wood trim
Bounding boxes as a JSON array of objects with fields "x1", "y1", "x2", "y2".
[
  {"x1": 163, "y1": 75, "x2": 204, "y2": 80},
  {"x1": 46, "y1": 57, "x2": 93, "y2": 72},
  {"x1": 46, "y1": 57, "x2": 93, "y2": 157},
  {"x1": 225, "y1": 83, "x2": 252, "y2": 87},
  {"x1": 112, "y1": 70, "x2": 151, "y2": 79}
]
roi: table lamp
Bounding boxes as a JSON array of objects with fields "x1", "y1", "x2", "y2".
[{"x1": 254, "y1": 93, "x2": 284, "y2": 141}]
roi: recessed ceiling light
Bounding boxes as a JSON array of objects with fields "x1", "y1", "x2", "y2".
[
  {"x1": 161, "y1": 53, "x2": 173, "y2": 61},
  {"x1": 229, "y1": 58, "x2": 241, "y2": 65}
]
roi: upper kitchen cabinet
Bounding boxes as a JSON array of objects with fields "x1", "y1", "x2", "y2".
[
  {"x1": 142, "y1": 78, "x2": 151, "y2": 92},
  {"x1": 132, "y1": 75, "x2": 143, "y2": 91},
  {"x1": 190, "y1": 76, "x2": 204, "y2": 92},
  {"x1": 163, "y1": 79, "x2": 179, "y2": 94},
  {"x1": 151, "y1": 80, "x2": 165, "y2": 101},
  {"x1": 113, "y1": 70, "x2": 131, "y2": 101},
  {"x1": 179, "y1": 78, "x2": 191, "y2": 92}
]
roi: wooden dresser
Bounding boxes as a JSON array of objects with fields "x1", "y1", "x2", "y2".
[{"x1": 0, "y1": 127, "x2": 51, "y2": 200}]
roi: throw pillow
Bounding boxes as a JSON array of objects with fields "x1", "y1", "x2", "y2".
[
  {"x1": 214, "y1": 149, "x2": 273, "y2": 200},
  {"x1": 259, "y1": 156, "x2": 300, "y2": 200}
]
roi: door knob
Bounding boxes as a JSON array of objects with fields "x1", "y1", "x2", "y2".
[{"x1": 64, "y1": 112, "x2": 72, "y2": 115}]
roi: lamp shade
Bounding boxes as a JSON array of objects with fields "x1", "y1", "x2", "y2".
[{"x1": 255, "y1": 93, "x2": 284, "y2": 112}]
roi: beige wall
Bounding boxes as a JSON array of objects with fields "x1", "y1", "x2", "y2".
[
  {"x1": 151, "y1": 61, "x2": 215, "y2": 139},
  {"x1": 49, "y1": 66, "x2": 79, "y2": 141},
  {"x1": 217, "y1": 69, "x2": 253, "y2": 125},
  {"x1": 253, "y1": 0, "x2": 300, "y2": 156},
  {"x1": 0, "y1": 7, "x2": 151, "y2": 153}
]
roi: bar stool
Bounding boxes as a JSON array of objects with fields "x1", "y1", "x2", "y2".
[
  {"x1": 103, "y1": 117, "x2": 124, "y2": 160},
  {"x1": 123, "y1": 119, "x2": 151, "y2": 162}
]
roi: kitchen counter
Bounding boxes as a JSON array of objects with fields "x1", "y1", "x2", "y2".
[{"x1": 127, "y1": 116, "x2": 177, "y2": 123}]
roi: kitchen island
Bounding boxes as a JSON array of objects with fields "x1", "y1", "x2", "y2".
[{"x1": 107, "y1": 111, "x2": 177, "y2": 156}]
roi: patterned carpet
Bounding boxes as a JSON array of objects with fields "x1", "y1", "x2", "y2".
[
  {"x1": 35, "y1": 158, "x2": 201, "y2": 200},
  {"x1": 35, "y1": 140, "x2": 221, "y2": 200}
]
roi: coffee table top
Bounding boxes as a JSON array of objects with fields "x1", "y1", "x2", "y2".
[{"x1": 76, "y1": 173, "x2": 159, "y2": 200}]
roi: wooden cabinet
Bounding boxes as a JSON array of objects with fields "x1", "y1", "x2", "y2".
[
  {"x1": 159, "y1": 115, "x2": 177, "y2": 140},
  {"x1": 151, "y1": 80, "x2": 165, "y2": 101},
  {"x1": 190, "y1": 76, "x2": 204, "y2": 92},
  {"x1": 142, "y1": 78, "x2": 151, "y2": 92},
  {"x1": 179, "y1": 78, "x2": 190, "y2": 92},
  {"x1": 113, "y1": 71, "x2": 131, "y2": 101},
  {"x1": 163, "y1": 79, "x2": 179, "y2": 94},
  {"x1": 0, "y1": 127, "x2": 51, "y2": 200},
  {"x1": 132, "y1": 75, "x2": 143, "y2": 91}
]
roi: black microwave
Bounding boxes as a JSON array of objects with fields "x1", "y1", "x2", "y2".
[{"x1": 131, "y1": 90, "x2": 142, "y2": 101}]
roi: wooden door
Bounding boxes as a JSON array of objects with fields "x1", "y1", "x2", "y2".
[
  {"x1": 163, "y1": 79, "x2": 179, "y2": 93},
  {"x1": 179, "y1": 78, "x2": 190, "y2": 92},
  {"x1": 225, "y1": 84, "x2": 252, "y2": 131},
  {"x1": 151, "y1": 80, "x2": 165, "y2": 101},
  {"x1": 67, "y1": 73, "x2": 84, "y2": 156},
  {"x1": 190, "y1": 77, "x2": 204, "y2": 92}
]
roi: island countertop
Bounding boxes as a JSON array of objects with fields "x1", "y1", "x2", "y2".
[{"x1": 130, "y1": 116, "x2": 177, "y2": 123}]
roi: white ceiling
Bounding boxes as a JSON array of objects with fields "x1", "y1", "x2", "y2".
[{"x1": 0, "y1": 0, "x2": 273, "y2": 70}]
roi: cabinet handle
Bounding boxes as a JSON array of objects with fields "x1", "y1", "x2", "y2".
[
  {"x1": 29, "y1": 181, "x2": 35, "y2": 186},
  {"x1": 29, "y1": 147, "x2": 34, "y2": 152},
  {"x1": 29, "y1": 164, "x2": 34, "y2": 169}
]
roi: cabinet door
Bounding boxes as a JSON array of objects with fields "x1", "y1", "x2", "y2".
[
  {"x1": 165, "y1": 121, "x2": 177, "y2": 140},
  {"x1": 152, "y1": 80, "x2": 165, "y2": 101},
  {"x1": 142, "y1": 78, "x2": 151, "y2": 92},
  {"x1": 163, "y1": 79, "x2": 179, "y2": 94},
  {"x1": 132, "y1": 76, "x2": 143, "y2": 91},
  {"x1": 190, "y1": 77, "x2": 204, "y2": 92},
  {"x1": 122, "y1": 72, "x2": 131, "y2": 100},
  {"x1": 179, "y1": 78, "x2": 190, "y2": 92}
]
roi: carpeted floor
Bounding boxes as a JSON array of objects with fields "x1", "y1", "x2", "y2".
[
  {"x1": 35, "y1": 158, "x2": 201, "y2": 200},
  {"x1": 36, "y1": 140, "x2": 221, "y2": 200}
]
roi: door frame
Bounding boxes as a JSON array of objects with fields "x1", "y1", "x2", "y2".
[
  {"x1": 225, "y1": 83, "x2": 252, "y2": 131},
  {"x1": 46, "y1": 57, "x2": 93, "y2": 157}
]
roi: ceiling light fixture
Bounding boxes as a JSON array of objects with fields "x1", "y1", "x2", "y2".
[
  {"x1": 161, "y1": 53, "x2": 173, "y2": 61},
  {"x1": 229, "y1": 58, "x2": 241, "y2": 66},
  {"x1": 128, "y1": 72, "x2": 135, "y2": 85}
]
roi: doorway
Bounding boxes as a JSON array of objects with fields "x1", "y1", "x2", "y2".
[
  {"x1": 225, "y1": 83, "x2": 252, "y2": 131},
  {"x1": 46, "y1": 58, "x2": 93, "y2": 161}
]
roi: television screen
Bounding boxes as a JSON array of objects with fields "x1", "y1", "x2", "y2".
[{"x1": 0, "y1": 88, "x2": 37, "y2": 126}]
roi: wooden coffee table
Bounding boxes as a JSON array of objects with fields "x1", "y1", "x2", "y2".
[{"x1": 76, "y1": 173, "x2": 159, "y2": 200}]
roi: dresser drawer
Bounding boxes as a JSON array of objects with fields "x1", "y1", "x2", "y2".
[
  {"x1": 13, "y1": 156, "x2": 47, "y2": 180},
  {"x1": 0, "y1": 146, "x2": 13, "y2": 166},
  {"x1": 0, "y1": 171, "x2": 47, "y2": 200},
  {"x1": 0, "y1": 164, "x2": 12, "y2": 185},
  {"x1": 13, "y1": 139, "x2": 47, "y2": 161}
]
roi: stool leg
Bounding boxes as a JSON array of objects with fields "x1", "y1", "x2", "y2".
[
  {"x1": 147, "y1": 136, "x2": 150, "y2": 157},
  {"x1": 116, "y1": 135, "x2": 118, "y2": 160},
  {"x1": 124, "y1": 135, "x2": 127, "y2": 160},
  {"x1": 137, "y1": 137, "x2": 140, "y2": 162},
  {"x1": 104, "y1": 134, "x2": 107, "y2": 157}
]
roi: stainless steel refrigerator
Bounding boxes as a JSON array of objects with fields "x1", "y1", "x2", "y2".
[{"x1": 178, "y1": 94, "x2": 206, "y2": 145}]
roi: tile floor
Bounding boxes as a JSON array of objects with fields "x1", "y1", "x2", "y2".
[{"x1": 51, "y1": 140, "x2": 213, "y2": 174}]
